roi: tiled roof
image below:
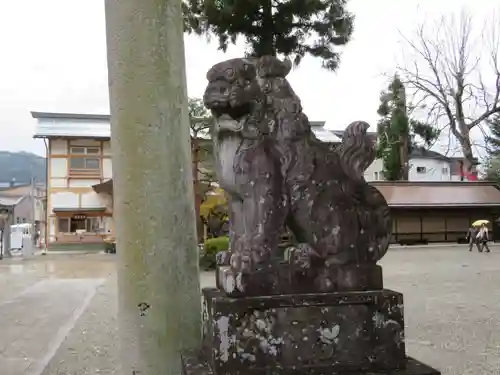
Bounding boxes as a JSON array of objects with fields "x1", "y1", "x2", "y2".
[
  {"x1": 98, "y1": 180, "x2": 500, "y2": 208},
  {"x1": 409, "y1": 147, "x2": 449, "y2": 161},
  {"x1": 92, "y1": 179, "x2": 113, "y2": 195},
  {"x1": 371, "y1": 181, "x2": 500, "y2": 207},
  {"x1": 32, "y1": 112, "x2": 341, "y2": 143},
  {"x1": 32, "y1": 112, "x2": 111, "y2": 139},
  {"x1": 52, "y1": 207, "x2": 106, "y2": 212},
  {"x1": 313, "y1": 128, "x2": 342, "y2": 143},
  {"x1": 0, "y1": 195, "x2": 25, "y2": 207},
  {"x1": 310, "y1": 122, "x2": 342, "y2": 143}
]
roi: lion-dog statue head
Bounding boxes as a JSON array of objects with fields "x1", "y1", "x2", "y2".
[{"x1": 203, "y1": 58, "x2": 264, "y2": 129}]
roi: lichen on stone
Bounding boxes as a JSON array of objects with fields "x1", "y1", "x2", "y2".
[{"x1": 317, "y1": 324, "x2": 340, "y2": 345}]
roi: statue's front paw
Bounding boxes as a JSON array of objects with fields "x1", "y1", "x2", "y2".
[
  {"x1": 230, "y1": 252, "x2": 252, "y2": 272},
  {"x1": 229, "y1": 253, "x2": 253, "y2": 293},
  {"x1": 218, "y1": 266, "x2": 248, "y2": 295}
]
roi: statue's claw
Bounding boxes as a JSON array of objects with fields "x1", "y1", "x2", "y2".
[{"x1": 229, "y1": 253, "x2": 254, "y2": 293}]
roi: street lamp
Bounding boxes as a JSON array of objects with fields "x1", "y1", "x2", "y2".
[{"x1": 0, "y1": 210, "x2": 9, "y2": 260}]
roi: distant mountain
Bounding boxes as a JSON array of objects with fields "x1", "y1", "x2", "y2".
[{"x1": 0, "y1": 151, "x2": 46, "y2": 185}]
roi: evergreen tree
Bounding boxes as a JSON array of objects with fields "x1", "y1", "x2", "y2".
[
  {"x1": 376, "y1": 75, "x2": 437, "y2": 181},
  {"x1": 486, "y1": 114, "x2": 500, "y2": 156},
  {"x1": 183, "y1": 0, "x2": 354, "y2": 70},
  {"x1": 484, "y1": 114, "x2": 500, "y2": 182},
  {"x1": 483, "y1": 156, "x2": 500, "y2": 182}
]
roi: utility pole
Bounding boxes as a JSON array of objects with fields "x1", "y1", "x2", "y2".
[
  {"x1": 0, "y1": 212, "x2": 5, "y2": 260},
  {"x1": 0, "y1": 208, "x2": 12, "y2": 259},
  {"x1": 105, "y1": 1, "x2": 201, "y2": 375},
  {"x1": 30, "y1": 177, "x2": 36, "y2": 254}
]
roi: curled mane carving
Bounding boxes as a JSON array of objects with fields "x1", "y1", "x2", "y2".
[{"x1": 338, "y1": 121, "x2": 376, "y2": 182}]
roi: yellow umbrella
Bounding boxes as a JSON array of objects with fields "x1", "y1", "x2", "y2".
[{"x1": 472, "y1": 219, "x2": 489, "y2": 227}]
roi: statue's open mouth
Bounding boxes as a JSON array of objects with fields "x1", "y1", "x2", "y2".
[{"x1": 208, "y1": 101, "x2": 251, "y2": 120}]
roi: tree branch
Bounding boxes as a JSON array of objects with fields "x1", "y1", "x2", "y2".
[{"x1": 397, "y1": 10, "x2": 500, "y2": 168}]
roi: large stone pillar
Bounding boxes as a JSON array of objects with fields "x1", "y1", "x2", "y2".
[{"x1": 104, "y1": 1, "x2": 201, "y2": 375}]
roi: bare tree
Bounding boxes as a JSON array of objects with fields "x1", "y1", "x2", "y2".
[{"x1": 397, "y1": 11, "x2": 500, "y2": 172}]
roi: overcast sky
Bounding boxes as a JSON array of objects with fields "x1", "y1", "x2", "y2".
[{"x1": 0, "y1": 0, "x2": 498, "y2": 157}]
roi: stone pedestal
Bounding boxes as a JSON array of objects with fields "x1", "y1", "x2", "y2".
[
  {"x1": 181, "y1": 287, "x2": 440, "y2": 375},
  {"x1": 181, "y1": 353, "x2": 440, "y2": 375}
]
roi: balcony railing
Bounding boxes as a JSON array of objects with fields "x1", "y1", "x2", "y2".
[{"x1": 68, "y1": 168, "x2": 101, "y2": 177}]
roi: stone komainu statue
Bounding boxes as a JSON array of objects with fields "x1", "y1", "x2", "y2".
[
  {"x1": 204, "y1": 56, "x2": 391, "y2": 295},
  {"x1": 204, "y1": 58, "x2": 286, "y2": 273}
]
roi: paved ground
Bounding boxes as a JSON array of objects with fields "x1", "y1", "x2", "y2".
[
  {"x1": 0, "y1": 254, "x2": 115, "y2": 375},
  {"x1": 1, "y1": 246, "x2": 500, "y2": 374}
]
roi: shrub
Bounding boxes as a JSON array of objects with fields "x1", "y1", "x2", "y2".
[
  {"x1": 200, "y1": 236, "x2": 229, "y2": 270},
  {"x1": 205, "y1": 236, "x2": 230, "y2": 251}
]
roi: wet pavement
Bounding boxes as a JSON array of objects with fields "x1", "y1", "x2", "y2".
[
  {"x1": 1, "y1": 246, "x2": 500, "y2": 374},
  {"x1": 0, "y1": 254, "x2": 114, "y2": 375}
]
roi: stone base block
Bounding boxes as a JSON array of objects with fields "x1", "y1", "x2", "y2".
[
  {"x1": 181, "y1": 351, "x2": 441, "y2": 375},
  {"x1": 215, "y1": 263, "x2": 383, "y2": 297},
  {"x1": 201, "y1": 288, "x2": 406, "y2": 374}
]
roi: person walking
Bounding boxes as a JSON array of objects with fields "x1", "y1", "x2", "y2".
[
  {"x1": 477, "y1": 223, "x2": 491, "y2": 253},
  {"x1": 467, "y1": 226, "x2": 481, "y2": 252}
]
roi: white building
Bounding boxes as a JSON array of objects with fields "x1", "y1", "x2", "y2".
[
  {"x1": 32, "y1": 112, "x2": 114, "y2": 247},
  {"x1": 362, "y1": 148, "x2": 473, "y2": 182},
  {"x1": 0, "y1": 182, "x2": 46, "y2": 226},
  {"x1": 322, "y1": 127, "x2": 474, "y2": 182}
]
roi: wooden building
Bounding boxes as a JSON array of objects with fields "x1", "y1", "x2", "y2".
[
  {"x1": 32, "y1": 112, "x2": 114, "y2": 247},
  {"x1": 372, "y1": 181, "x2": 500, "y2": 244}
]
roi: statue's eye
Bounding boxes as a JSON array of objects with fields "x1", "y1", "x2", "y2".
[{"x1": 244, "y1": 80, "x2": 251, "y2": 86}]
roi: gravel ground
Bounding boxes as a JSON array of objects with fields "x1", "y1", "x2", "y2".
[
  {"x1": 380, "y1": 247, "x2": 500, "y2": 374},
  {"x1": 40, "y1": 275, "x2": 121, "y2": 375},
  {"x1": 39, "y1": 246, "x2": 500, "y2": 375}
]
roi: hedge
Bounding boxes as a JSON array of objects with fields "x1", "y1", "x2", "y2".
[{"x1": 200, "y1": 236, "x2": 229, "y2": 270}]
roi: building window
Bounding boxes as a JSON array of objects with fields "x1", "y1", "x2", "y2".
[
  {"x1": 69, "y1": 146, "x2": 101, "y2": 176},
  {"x1": 71, "y1": 146, "x2": 100, "y2": 155},
  {"x1": 86, "y1": 217, "x2": 100, "y2": 232},
  {"x1": 416, "y1": 166, "x2": 426, "y2": 174},
  {"x1": 58, "y1": 217, "x2": 101, "y2": 233},
  {"x1": 373, "y1": 171, "x2": 384, "y2": 181},
  {"x1": 442, "y1": 167, "x2": 448, "y2": 174},
  {"x1": 58, "y1": 217, "x2": 70, "y2": 232},
  {"x1": 69, "y1": 157, "x2": 100, "y2": 169}
]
